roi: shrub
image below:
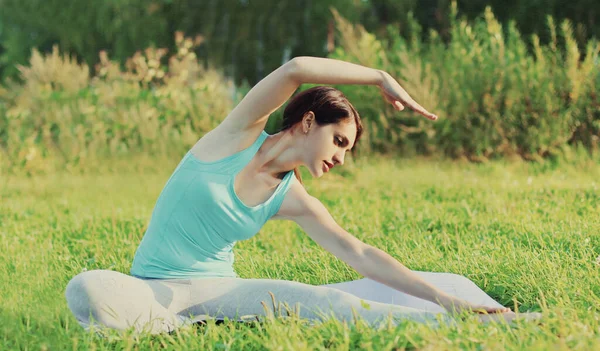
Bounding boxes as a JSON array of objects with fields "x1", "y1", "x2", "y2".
[
  {"x1": 328, "y1": 3, "x2": 600, "y2": 161},
  {"x1": 0, "y1": 32, "x2": 234, "y2": 175}
]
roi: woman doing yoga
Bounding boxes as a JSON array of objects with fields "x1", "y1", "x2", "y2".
[{"x1": 65, "y1": 56, "x2": 539, "y2": 335}]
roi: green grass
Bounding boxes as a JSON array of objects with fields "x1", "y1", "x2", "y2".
[{"x1": 1, "y1": 154, "x2": 599, "y2": 350}]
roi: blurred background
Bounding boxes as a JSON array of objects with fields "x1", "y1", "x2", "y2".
[{"x1": 0, "y1": 0, "x2": 598, "y2": 174}]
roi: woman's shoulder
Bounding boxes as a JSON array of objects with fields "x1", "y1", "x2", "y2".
[
  {"x1": 189, "y1": 125, "x2": 267, "y2": 163},
  {"x1": 271, "y1": 178, "x2": 323, "y2": 221}
]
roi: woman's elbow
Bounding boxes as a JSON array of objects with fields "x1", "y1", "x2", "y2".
[{"x1": 286, "y1": 56, "x2": 307, "y2": 84}]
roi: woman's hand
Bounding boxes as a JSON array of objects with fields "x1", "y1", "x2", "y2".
[
  {"x1": 439, "y1": 296, "x2": 511, "y2": 315},
  {"x1": 378, "y1": 71, "x2": 438, "y2": 121},
  {"x1": 440, "y1": 296, "x2": 544, "y2": 324}
]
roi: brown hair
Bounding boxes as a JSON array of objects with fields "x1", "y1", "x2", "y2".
[{"x1": 280, "y1": 86, "x2": 363, "y2": 184}]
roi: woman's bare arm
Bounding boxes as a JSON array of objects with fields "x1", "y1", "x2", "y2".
[
  {"x1": 275, "y1": 180, "x2": 510, "y2": 315},
  {"x1": 275, "y1": 180, "x2": 455, "y2": 307},
  {"x1": 290, "y1": 57, "x2": 437, "y2": 119},
  {"x1": 216, "y1": 56, "x2": 436, "y2": 149},
  {"x1": 218, "y1": 57, "x2": 386, "y2": 139}
]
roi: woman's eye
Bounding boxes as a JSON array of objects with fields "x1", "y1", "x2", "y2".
[{"x1": 335, "y1": 137, "x2": 342, "y2": 145}]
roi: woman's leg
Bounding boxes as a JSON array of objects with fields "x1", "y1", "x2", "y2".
[
  {"x1": 180, "y1": 277, "x2": 452, "y2": 327},
  {"x1": 65, "y1": 270, "x2": 192, "y2": 335}
]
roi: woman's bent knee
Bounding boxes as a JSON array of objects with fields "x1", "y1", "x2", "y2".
[
  {"x1": 64, "y1": 269, "x2": 183, "y2": 334},
  {"x1": 65, "y1": 270, "x2": 103, "y2": 329},
  {"x1": 65, "y1": 270, "x2": 135, "y2": 331}
]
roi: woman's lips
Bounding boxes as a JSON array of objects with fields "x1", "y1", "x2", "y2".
[{"x1": 323, "y1": 161, "x2": 330, "y2": 172}]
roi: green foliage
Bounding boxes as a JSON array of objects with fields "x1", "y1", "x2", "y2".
[
  {"x1": 2, "y1": 3, "x2": 599, "y2": 174},
  {"x1": 0, "y1": 0, "x2": 171, "y2": 80},
  {"x1": 2, "y1": 0, "x2": 600, "y2": 87},
  {"x1": 0, "y1": 0, "x2": 369, "y2": 85},
  {"x1": 329, "y1": 4, "x2": 600, "y2": 161},
  {"x1": 0, "y1": 34, "x2": 234, "y2": 175}
]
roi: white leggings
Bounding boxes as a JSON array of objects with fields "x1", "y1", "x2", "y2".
[{"x1": 65, "y1": 269, "x2": 449, "y2": 335}]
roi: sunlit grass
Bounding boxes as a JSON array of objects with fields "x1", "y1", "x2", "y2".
[{"x1": 1, "y1": 154, "x2": 599, "y2": 350}]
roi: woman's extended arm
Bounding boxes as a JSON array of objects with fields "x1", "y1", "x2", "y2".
[
  {"x1": 359, "y1": 246, "x2": 511, "y2": 314},
  {"x1": 277, "y1": 180, "x2": 510, "y2": 315},
  {"x1": 219, "y1": 56, "x2": 437, "y2": 138}
]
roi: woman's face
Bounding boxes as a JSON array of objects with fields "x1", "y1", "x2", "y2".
[{"x1": 302, "y1": 118, "x2": 357, "y2": 178}]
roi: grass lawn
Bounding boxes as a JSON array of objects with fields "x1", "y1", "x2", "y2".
[{"x1": 1, "y1": 154, "x2": 599, "y2": 350}]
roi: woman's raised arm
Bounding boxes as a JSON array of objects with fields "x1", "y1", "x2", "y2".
[
  {"x1": 290, "y1": 57, "x2": 437, "y2": 120},
  {"x1": 218, "y1": 56, "x2": 436, "y2": 140}
]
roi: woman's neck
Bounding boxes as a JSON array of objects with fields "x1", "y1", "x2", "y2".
[{"x1": 255, "y1": 131, "x2": 303, "y2": 179}]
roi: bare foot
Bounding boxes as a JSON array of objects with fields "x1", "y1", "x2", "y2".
[{"x1": 476, "y1": 312, "x2": 542, "y2": 324}]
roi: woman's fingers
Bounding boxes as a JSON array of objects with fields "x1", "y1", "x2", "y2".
[
  {"x1": 381, "y1": 90, "x2": 405, "y2": 111},
  {"x1": 400, "y1": 99, "x2": 437, "y2": 120},
  {"x1": 380, "y1": 89, "x2": 397, "y2": 107},
  {"x1": 477, "y1": 306, "x2": 511, "y2": 314},
  {"x1": 380, "y1": 88, "x2": 437, "y2": 120},
  {"x1": 402, "y1": 96, "x2": 437, "y2": 120},
  {"x1": 456, "y1": 302, "x2": 511, "y2": 314},
  {"x1": 411, "y1": 102, "x2": 438, "y2": 121}
]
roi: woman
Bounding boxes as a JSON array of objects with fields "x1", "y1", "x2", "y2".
[{"x1": 65, "y1": 56, "x2": 537, "y2": 335}]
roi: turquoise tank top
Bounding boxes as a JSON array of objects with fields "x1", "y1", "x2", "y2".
[{"x1": 130, "y1": 130, "x2": 295, "y2": 279}]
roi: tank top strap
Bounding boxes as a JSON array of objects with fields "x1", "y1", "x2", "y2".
[
  {"x1": 265, "y1": 170, "x2": 296, "y2": 218},
  {"x1": 183, "y1": 130, "x2": 269, "y2": 174},
  {"x1": 229, "y1": 130, "x2": 269, "y2": 173}
]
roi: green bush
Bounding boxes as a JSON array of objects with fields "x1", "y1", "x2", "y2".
[
  {"x1": 0, "y1": 34, "x2": 234, "y2": 175},
  {"x1": 328, "y1": 4, "x2": 600, "y2": 161},
  {"x1": 2, "y1": 3, "x2": 599, "y2": 175}
]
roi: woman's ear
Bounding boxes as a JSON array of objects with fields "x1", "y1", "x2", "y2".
[{"x1": 302, "y1": 111, "x2": 315, "y2": 133}]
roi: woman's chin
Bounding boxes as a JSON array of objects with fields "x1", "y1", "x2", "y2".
[{"x1": 310, "y1": 165, "x2": 327, "y2": 178}]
